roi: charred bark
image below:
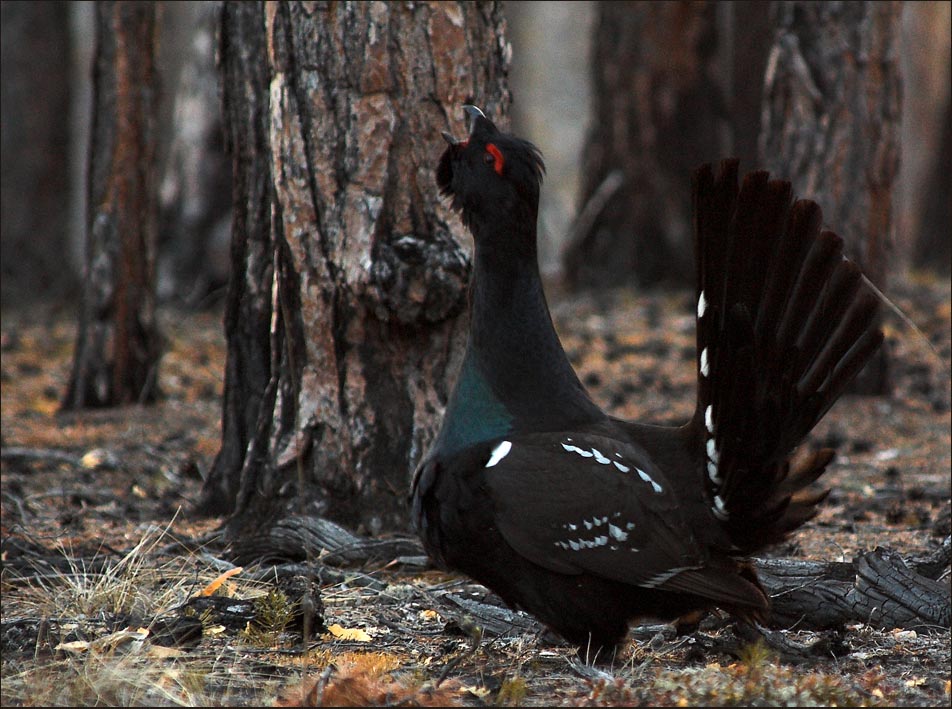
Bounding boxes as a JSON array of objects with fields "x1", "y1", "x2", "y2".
[
  {"x1": 197, "y1": 1, "x2": 274, "y2": 516},
  {"x1": 63, "y1": 1, "x2": 161, "y2": 409},
  {"x1": 754, "y1": 539, "x2": 951, "y2": 631},
  {"x1": 218, "y1": 507, "x2": 952, "y2": 635},
  {"x1": 202, "y1": 1, "x2": 510, "y2": 537}
]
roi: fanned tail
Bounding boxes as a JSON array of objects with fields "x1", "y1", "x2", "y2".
[{"x1": 692, "y1": 159, "x2": 883, "y2": 552}]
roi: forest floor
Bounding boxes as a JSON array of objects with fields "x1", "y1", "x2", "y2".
[{"x1": 1, "y1": 274, "x2": 950, "y2": 707}]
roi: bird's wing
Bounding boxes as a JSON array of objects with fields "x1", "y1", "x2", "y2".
[
  {"x1": 481, "y1": 432, "x2": 765, "y2": 608},
  {"x1": 481, "y1": 431, "x2": 714, "y2": 591}
]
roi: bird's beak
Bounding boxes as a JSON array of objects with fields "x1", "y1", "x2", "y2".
[
  {"x1": 441, "y1": 105, "x2": 487, "y2": 146},
  {"x1": 463, "y1": 104, "x2": 486, "y2": 135}
]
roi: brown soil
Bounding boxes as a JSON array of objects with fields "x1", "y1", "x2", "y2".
[{"x1": 2, "y1": 275, "x2": 949, "y2": 706}]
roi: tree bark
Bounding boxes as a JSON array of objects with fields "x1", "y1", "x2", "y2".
[
  {"x1": 201, "y1": 1, "x2": 511, "y2": 539},
  {"x1": 564, "y1": 0, "x2": 729, "y2": 290},
  {"x1": 197, "y1": 0, "x2": 275, "y2": 516},
  {"x1": 63, "y1": 1, "x2": 161, "y2": 410},
  {"x1": 760, "y1": 1, "x2": 901, "y2": 396},
  {"x1": 0, "y1": 1, "x2": 75, "y2": 306},
  {"x1": 760, "y1": 1, "x2": 901, "y2": 289}
]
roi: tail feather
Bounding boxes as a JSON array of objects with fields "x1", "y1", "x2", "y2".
[{"x1": 692, "y1": 160, "x2": 883, "y2": 552}]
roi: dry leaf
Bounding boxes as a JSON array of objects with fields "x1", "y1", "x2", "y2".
[
  {"x1": 55, "y1": 639, "x2": 91, "y2": 654},
  {"x1": 147, "y1": 644, "x2": 185, "y2": 659},
  {"x1": 326, "y1": 623, "x2": 372, "y2": 642},
  {"x1": 56, "y1": 627, "x2": 150, "y2": 656},
  {"x1": 275, "y1": 668, "x2": 463, "y2": 707},
  {"x1": 199, "y1": 566, "x2": 243, "y2": 596}
]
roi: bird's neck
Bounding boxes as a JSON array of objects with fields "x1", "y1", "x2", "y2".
[{"x1": 435, "y1": 217, "x2": 604, "y2": 457}]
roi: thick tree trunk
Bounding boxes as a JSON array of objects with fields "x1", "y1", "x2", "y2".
[
  {"x1": 564, "y1": 0, "x2": 729, "y2": 290},
  {"x1": 726, "y1": 0, "x2": 772, "y2": 171},
  {"x1": 0, "y1": 1, "x2": 74, "y2": 306},
  {"x1": 760, "y1": 1, "x2": 901, "y2": 289},
  {"x1": 201, "y1": 1, "x2": 511, "y2": 539},
  {"x1": 63, "y1": 1, "x2": 161, "y2": 409},
  {"x1": 760, "y1": 1, "x2": 901, "y2": 395}
]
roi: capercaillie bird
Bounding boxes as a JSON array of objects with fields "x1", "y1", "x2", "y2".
[{"x1": 410, "y1": 105, "x2": 884, "y2": 657}]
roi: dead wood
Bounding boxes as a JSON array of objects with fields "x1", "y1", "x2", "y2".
[
  {"x1": 219, "y1": 511, "x2": 951, "y2": 635},
  {"x1": 225, "y1": 514, "x2": 422, "y2": 568},
  {"x1": 753, "y1": 538, "x2": 951, "y2": 631}
]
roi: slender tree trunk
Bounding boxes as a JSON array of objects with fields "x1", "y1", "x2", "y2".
[
  {"x1": 156, "y1": 1, "x2": 232, "y2": 305},
  {"x1": 760, "y1": 1, "x2": 901, "y2": 395},
  {"x1": 201, "y1": 1, "x2": 510, "y2": 542},
  {"x1": 912, "y1": 92, "x2": 951, "y2": 275},
  {"x1": 897, "y1": 1, "x2": 950, "y2": 277},
  {"x1": 63, "y1": 0, "x2": 161, "y2": 409},
  {"x1": 564, "y1": 0, "x2": 729, "y2": 290}
]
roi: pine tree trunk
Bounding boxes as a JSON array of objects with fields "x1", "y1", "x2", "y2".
[
  {"x1": 760, "y1": 1, "x2": 901, "y2": 394},
  {"x1": 201, "y1": 1, "x2": 511, "y2": 541},
  {"x1": 63, "y1": 1, "x2": 161, "y2": 409},
  {"x1": 760, "y1": 1, "x2": 901, "y2": 288},
  {"x1": 563, "y1": 0, "x2": 729, "y2": 290},
  {"x1": 198, "y1": 0, "x2": 274, "y2": 516}
]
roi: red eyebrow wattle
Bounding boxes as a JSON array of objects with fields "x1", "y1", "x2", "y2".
[{"x1": 486, "y1": 143, "x2": 504, "y2": 175}]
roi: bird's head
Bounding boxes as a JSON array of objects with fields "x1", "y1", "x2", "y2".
[{"x1": 437, "y1": 105, "x2": 545, "y2": 234}]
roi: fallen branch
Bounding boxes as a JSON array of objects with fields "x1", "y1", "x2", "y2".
[{"x1": 754, "y1": 538, "x2": 951, "y2": 631}]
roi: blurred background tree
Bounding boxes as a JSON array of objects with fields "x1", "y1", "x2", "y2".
[{"x1": 62, "y1": 0, "x2": 162, "y2": 409}]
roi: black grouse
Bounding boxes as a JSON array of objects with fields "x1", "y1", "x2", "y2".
[{"x1": 411, "y1": 105, "x2": 884, "y2": 656}]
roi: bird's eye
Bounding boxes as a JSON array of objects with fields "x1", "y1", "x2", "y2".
[{"x1": 483, "y1": 152, "x2": 495, "y2": 164}]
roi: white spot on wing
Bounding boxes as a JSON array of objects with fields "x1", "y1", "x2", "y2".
[
  {"x1": 707, "y1": 460, "x2": 721, "y2": 484},
  {"x1": 713, "y1": 495, "x2": 729, "y2": 520},
  {"x1": 636, "y1": 468, "x2": 664, "y2": 494},
  {"x1": 485, "y1": 440, "x2": 512, "y2": 468},
  {"x1": 562, "y1": 442, "x2": 593, "y2": 458},
  {"x1": 640, "y1": 566, "x2": 697, "y2": 588},
  {"x1": 706, "y1": 438, "x2": 719, "y2": 464},
  {"x1": 700, "y1": 347, "x2": 710, "y2": 377},
  {"x1": 698, "y1": 291, "x2": 708, "y2": 318},
  {"x1": 608, "y1": 523, "x2": 628, "y2": 542},
  {"x1": 592, "y1": 448, "x2": 610, "y2": 464},
  {"x1": 705, "y1": 405, "x2": 714, "y2": 433},
  {"x1": 613, "y1": 461, "x2": 630, "y2": 473}
]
